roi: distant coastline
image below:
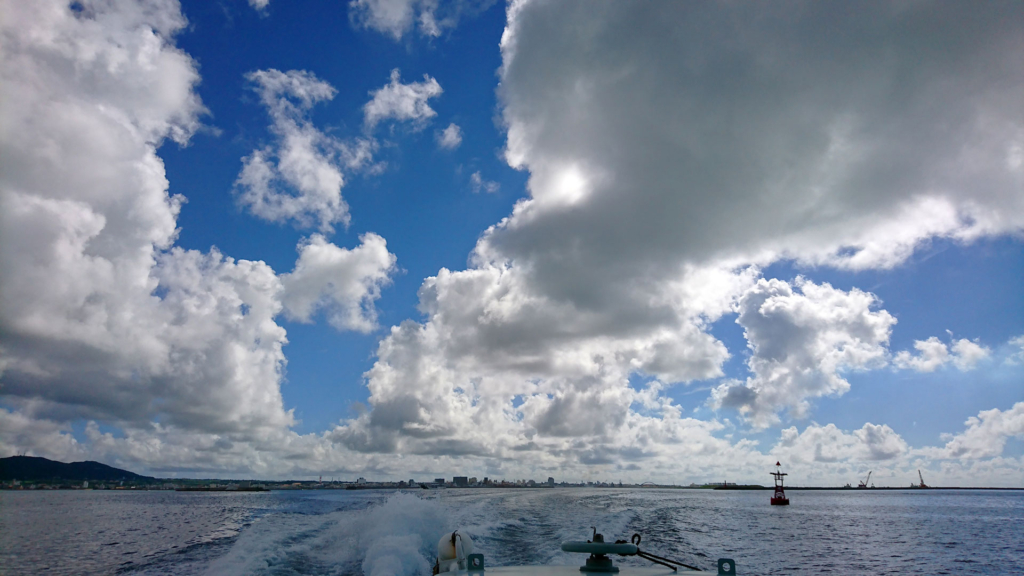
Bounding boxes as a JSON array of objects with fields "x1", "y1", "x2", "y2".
[
  {"x1": 3, "y1": 456, "x2": 1022, "y2": 491},
  {"x1": 709, "y1": 485, "x2": 1024, "y2": 491}
]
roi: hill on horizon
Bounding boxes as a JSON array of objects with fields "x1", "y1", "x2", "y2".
[{"x1": 0, "y1": 455, "x2": 153, "y2": 482}]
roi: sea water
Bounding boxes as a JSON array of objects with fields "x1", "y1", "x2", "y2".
[{"x1": 1, "y1": 488, "x2": 1022, "y2": 575}]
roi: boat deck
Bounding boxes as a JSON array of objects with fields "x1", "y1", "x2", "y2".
[{"x1": 451, "y1": 566, "x2": 696, "y2": 575}]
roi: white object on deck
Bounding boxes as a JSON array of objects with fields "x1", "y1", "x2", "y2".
[{"x1": 437, "y1": 531, "x2": 475, "y2": 573}]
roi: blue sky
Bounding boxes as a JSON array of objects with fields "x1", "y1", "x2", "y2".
[
  {"x1": 162, "y1": 0, "x2": 525, "y2": 434},
  {"x1": 1, "y1": 0, "x2": 1022, "y2": 485}
]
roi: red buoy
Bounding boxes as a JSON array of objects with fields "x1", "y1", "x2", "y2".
[{"x1": 770, "y1": 461, "x2": 789, "y2": 505}]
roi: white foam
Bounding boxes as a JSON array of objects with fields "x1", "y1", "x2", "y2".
[
  {"x1": 355, "y1": 493, "x2": 449, "y2": 576},
  {"x1": 203, "y1": 492, "x2": 451, "y2": 576}
]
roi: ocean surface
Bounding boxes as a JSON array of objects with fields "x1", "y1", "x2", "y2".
[{"x1": 1, "y1": 488, "x2": 1022, "y2": 575}]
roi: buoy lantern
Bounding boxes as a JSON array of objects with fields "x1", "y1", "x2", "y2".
[{"x1": 770, "y1": 461, "x2": 790, "y2": 505}]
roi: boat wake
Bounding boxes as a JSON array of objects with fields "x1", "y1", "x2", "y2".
[
  {"x1": 197, "y1": 490, "x2": 643, "y2": 575},
  {"x1": 201, "y1": 493, "x2": 451, "y2": 576}
]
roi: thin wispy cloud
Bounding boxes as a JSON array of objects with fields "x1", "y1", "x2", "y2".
[{"x1": 469, "y1": 171, "x2": 498, "y2": 193}]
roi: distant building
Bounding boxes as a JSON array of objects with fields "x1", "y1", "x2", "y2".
[
  {"x1": 547, "y1": 477, "x2": 554, "y2": 487},
  {"x1": 434, "y1": 478, "x2": 445, "y2": 485},
  {"x1": 356, "y1": 477, "x2": 366, "y2": 484},
  {"x1": 409, "y1": 479, "x2": 415, "y2": 486},
  {"x1": 454, "y1": 476, "x2": 469, "y2": 487}
]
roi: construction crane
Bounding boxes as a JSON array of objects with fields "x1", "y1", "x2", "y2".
[
  {"x1": 858, "y1": 471, "x2": 872, "y2": 488},
  {"x1": 918, "y1": 470, "x2": 928, "y2": 489}
]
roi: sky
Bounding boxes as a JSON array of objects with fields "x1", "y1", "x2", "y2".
[{"x1": 0, "y1": 0, "x2": 1022, "y2": 487}]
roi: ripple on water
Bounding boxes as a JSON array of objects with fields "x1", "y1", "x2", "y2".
[{"x1": 1, "y1": 489, "x2": 1023, "y2": 575}]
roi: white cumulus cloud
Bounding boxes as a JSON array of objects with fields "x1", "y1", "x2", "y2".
[
  {"x1": 774, "y1": 422, "x2": 908, "y2": 464},
  {"x1": 893, "y1": 337, "x2": 950, "y2": 372},
  {"x1": 281, "y1": 233, "x2": 398, "y2": 333},
  {"x1": 437, "y1": 123, "x2": 462, "y2": 149},
  {"x1": 894, "y1": 336, "x2": 991, "y2": 372},
  {"x1": 710, "y1": 278, "x2": 895, "y2": 428},
  {"x1": 364, "y1": 69, "x2": 443, "y2": 131},
  {"x1": 950, "y1": 339, "x2": 991, "y2": 371},
  {"x1": 329, "y1": 257, "x2": 748, "y2": 464},
  {"x1": 0, "y1": 0, "x2": 397, "y2": 471},
  {"x1": 934, "y1": 403, "x2": 1024, "y2": 459},
  {"x1": 497, "y1": 0, "x2": 1024, "y2": 277},
  {"x1": 236, "y1": 69, "x2": 377, "y2": 232}
]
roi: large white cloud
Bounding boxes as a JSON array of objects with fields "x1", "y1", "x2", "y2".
[
  {"x1": 496, "y1": 1, "x2": 1024, "y2": 279},
  {"x1": 0, "y1": 0, "x2": 395, "y2": 459},
  {"x1": 0, "y1": 408, "x2": 84, "y2": 463},
  {"x1": 281, "y1": 233, "x2": 398, "y2": 333},
  {"x1": 765, "y1": 416, "x2": 1024, "y2": 487},
  {"x1": 711, "y1": 278, "x2": 896, "y2": 428},
  {"x1": 774, "y1": 422, "x2": 908, "y2": 464},
  {"x1": 334, "y1": 0, "x2": 1023, "y2": 474},
  {"x1": 932, "y1": 402, "x2": 1024, "y2": 460},
  {"x1": 0, "y1": 0, "x2": 257, "y2": 429},
  {"x1": 330, "y1": 259, "x2": 749, "y2": 464}
]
